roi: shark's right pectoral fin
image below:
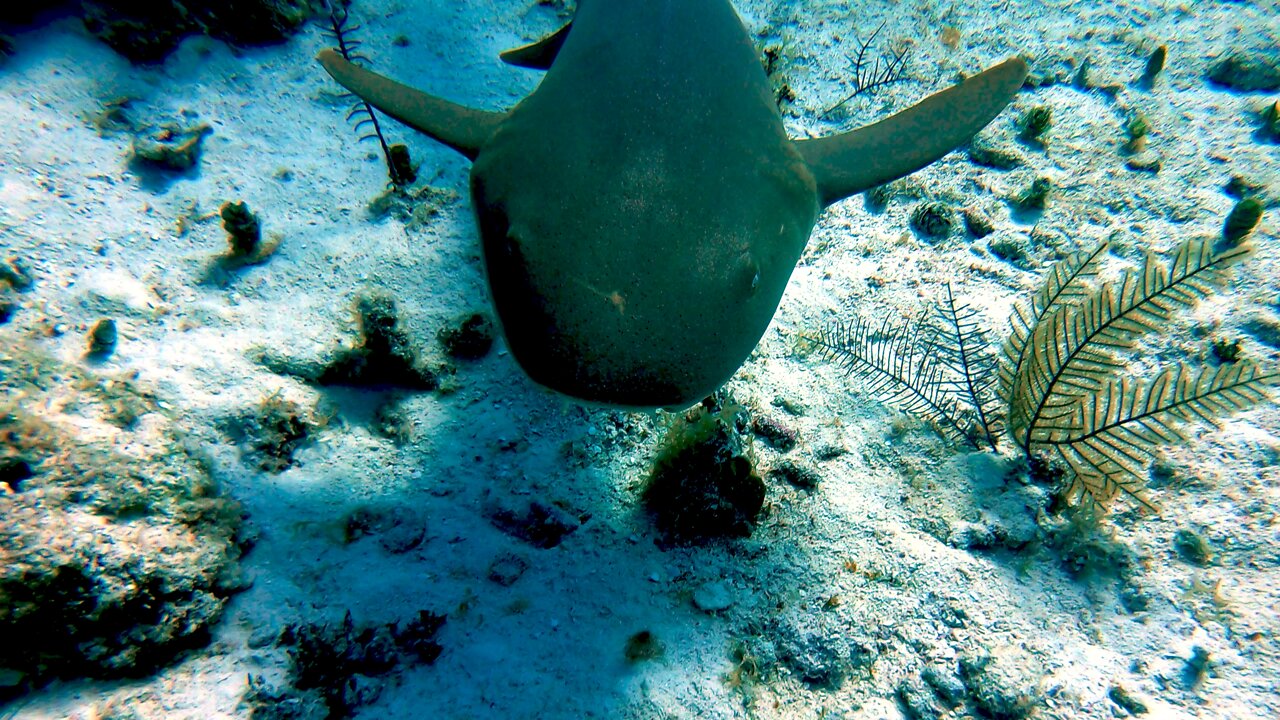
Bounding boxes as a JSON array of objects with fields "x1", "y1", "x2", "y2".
[
  {"x1": 797, "y1": 57, "x2": 1028, "y2": 207},
  {"x1": 500, "y1": 22, "x2": 572, "y2": 70},
  {"x1": 318, "y1": 49, "x2": 506, "y2": 160}
]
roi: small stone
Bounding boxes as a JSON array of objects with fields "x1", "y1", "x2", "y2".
[
  {"x1": 1183, "y1": 646, "x2": 1211, "y2": 688},
  {"x1": 1140, "y1": 45, "x2": 1167, "y2": 86},
  {"x1": 623, "y1": 631, "x2": 664, "y2": 662},
  {"x1": 378, "y1": 517, "x2": 426, "y2": 554},
  {"x1": 0, "y1": 257, "x2": 33, "y2": 291},
  {"x1": 1242, "y1": 311, "x2": 1280, "y2": 348},
  {"x1": 87, "y1": 318, "x2": 118, "y2": 358},
  {"x1": 1224, "y1": 174, "x2": 1264, "y2": 199},
  {"x1": 1109, "y1": 684, "x2": 1150, "y2": 715},
  {"x1": 923, "y1": 665, "x2": 966, "y2": 706},
  {"x1": 387, "y1": 143, "x2": 416, "y2": 186},
  {"x1": 1017, "y1": 105, "x2": 1052, "y2": 142},
  {"x1": 247, "y1": 626, "x2": 278, "y2": 649},
  {"x1": 1222, "y1": 197, "x2": 1263, "y2": 247},
  {"x1": 1125, "y1": 152, "x2": 1162, "y2": 173},
  {"x1": 1208, "y1": 52, "x2": 1280, "y2": 92},
  {"x1": 0, "y1": 668, "x2": 25, "y2": 688},
  {"x1": 692, "y1": 580, "x2": 735, "y2": 612},
  {"x1": 988, "y1": 235, "x2": 1030, "y2": 264},
  {"x1": 968, "y1": 143, "x2": 1023, "y2": 170},
  {"x1": 963, "y1": 208, "x2": 995, "y2": 238},
  {"x1": 221, "y1": 201, "x2": 261, "y2": 257},
  {"x1": 948, "y1": 520, "x2": 997, "y2": 550},
  {"x1": 484, "y1": 498, "x2": 581, "y2": 548},
  {"x1": 1011, "y1": 176, "x2": 1052, "y2": 211},
  {"x1": 1173, "y1": 527, "x2": 1214, "y2": 566}
]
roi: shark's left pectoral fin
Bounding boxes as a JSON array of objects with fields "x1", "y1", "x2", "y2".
[
  {"x1": 500, "y1": 22, "x2": 572, "y2": 70},
  {"x1": 318, "y1": 49, "x2": 506, "y2": 160},
  {"x1": 797, "y1": 57, "x2": 1028, "y2": 207}
]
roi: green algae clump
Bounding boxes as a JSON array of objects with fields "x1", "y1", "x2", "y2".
[{"x1": 642, "y1": 401, "x2": 764, "y2": 545}]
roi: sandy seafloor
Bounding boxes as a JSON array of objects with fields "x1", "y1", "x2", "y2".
[{"x1": 2, "y1": 0, "x2": 1279, "y2": 718}]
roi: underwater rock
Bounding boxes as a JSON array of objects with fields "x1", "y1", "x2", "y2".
[
  {"x1": 436, "y1": 311, "x2": 496, "y2": 360},
  {"x1": 0, "y1": 256, "x2": 34, "y2": 291},
  {"x1": 386, "y1": 143, "x2": 415, "y2": 186},
  {"x1": 947, "y1": 520, "x2": 998, "y2": 550},
  {"x1": 1224, "y1": 174, "x2": 1265, "y2": 200},
  {"x1": 81, "y1": 0, "x2": 336, "y2": 63},
  {"x1": 1108, "y1": 684, "x2": 1151, "y2": 715},
  {"x1": 130, "y1": 122, "x2": 212, "y2": 171},
  {"x1": 0, "y1": 256, "x2": 24, "y2": 324},
  {"x1": 1259, "y1": 101, "x2": 1280, "y2": 143},
  {"x1": 0, "y1": 293, "x2": 14, "y2": 325},
  {"x1": 1138, "y1": 45, "x2": 1167, "y2": 87},
  {"x1": 266, "y1": 609, "x2": 445, "y2": 719},
  {"x1": 343, "y1": 506, "x2": 424, "y2": 554},
  {"x1": 242, "y1": 676, "x2": 328, "y2": 720},
  {"x1": 1241, "y1": 311, "x2": 1280, "y2": 349},
  {"x1": 691, "y1": 580, "x2": 735, "y2": 612},
  {"x1": 957, "y1": 646, "x2": 1045, "y2": 720},
  {"x1": 366, "y1": 184, "x2": 459, "y2": 228},
  {"x1": 1017, "y1": 105, "x2": 1052, "y2": 143},
  {"x1": 370, "y1": 395, "x2": 413, "y2": 444},
  {"x1": 962, "y1": 208, "x2": 995, "y2": 238},
  {"x1": 1173, "y1": 527, "x2": 1215, "y2": 566},
  {"x1": 967, "y1": 142, "x2": 1023, "y2": 170},
  {"x1": 987, "y1": 234, "x2": 1030, "y2": 265},
  {"x1": 898, "y1": 675, "x2": 951, "y2": 720},
  {"x1": 260, "y1": 293, "x2": 438, "y2": 391},
  {"x1": 1182, "y1": 646, "x2": 1212, "y2": 689},
  {"x1": 772, "y1": 616, "x2": 874, "y2": 690},
  {"x1": 224, "y1": 394, "x2": 320, "y2": 473},
  {"x1": 319, "y1": 293, "x2": 437, "y2": 390},
  {"x1": 1125, "y1": 151, "x2": 1162, "y2": 173},
  {"x1": 1208, "y1": 52, "x2": 1280, "y2": 92},
  {"x1": 1010, "y1": 176, "x2": 1053, "y2": 211},
  {"x1": 0, "y1": 340, "x2": 247, "y2": 694},
  {"x1": 484, "y1": 496, "x2": 582, "y2": 549},
  {"x1": 1123, "y1": 112, "x2": 1150, "y2": 153},
  {"x1": 923, "y1": 664, "x2": 967, "y2": 707}
]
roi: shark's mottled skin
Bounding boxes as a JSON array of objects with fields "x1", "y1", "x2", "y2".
[{"x1": 318, "y1": 0, "x2": 1027, "y2": 408}]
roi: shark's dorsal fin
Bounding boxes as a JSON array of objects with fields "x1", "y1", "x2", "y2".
[
  {"x1": 797, "y1": 57, "x2": 1028, "y2": 207},
  {"x1": 318, "y1": 49, "x2": 506, "y2": 160},
  {"x1": 500, "y1": 22, "x2": 572, "y2": 70}
]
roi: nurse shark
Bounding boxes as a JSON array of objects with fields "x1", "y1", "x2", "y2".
[{"x1": 318, "y1": 0, "x2": 1027, "y2": 408}]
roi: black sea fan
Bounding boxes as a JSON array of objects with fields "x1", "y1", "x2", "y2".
[
  {"x1": 810, "y1": 286, "x2": 1000, "y2": 451},
  {"x1": 321, "y1": 0, "x2": 415, "y2": 186},
  {"x1": 1001, "y1": 237, "x2": 1278, "y2": 509}
]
